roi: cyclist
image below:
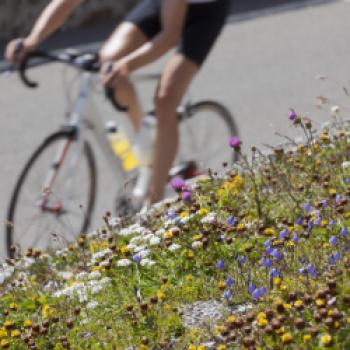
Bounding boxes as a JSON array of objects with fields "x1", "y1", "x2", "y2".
[{"x1": 5, "y1": 0, "x2": 230, "y2": 206}]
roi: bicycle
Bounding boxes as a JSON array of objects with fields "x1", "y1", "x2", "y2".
[{"x1": 4, "y1": 49, "x2": 239, "y2": 258}]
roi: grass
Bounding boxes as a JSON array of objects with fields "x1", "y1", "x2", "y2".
[{"x1": 1, "y1": 109, "x2": 350, "y2": 349}]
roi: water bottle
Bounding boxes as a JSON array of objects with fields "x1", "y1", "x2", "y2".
[
  {"x1": 132, "y1": 113, "x2": 157, "y2": 201},
  {"x1": 105, "y1": 120, "x2": 139, "y2": 172}
]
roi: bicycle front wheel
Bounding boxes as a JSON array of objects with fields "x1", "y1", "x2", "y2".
[
  {"x1": 6, "y1": 131, "x2": 97, "y2": 258},
  {"x1": 177, "y1": 100, "x2": 239, "y2": 174}
]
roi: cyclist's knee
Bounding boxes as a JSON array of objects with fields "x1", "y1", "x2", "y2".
[{"x1": 154, "y1": 91, "x2": 178, "y2": 121}]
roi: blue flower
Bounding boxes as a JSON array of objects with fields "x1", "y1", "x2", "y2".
[
  {"x1": 322, "y1": 199, "x2": 328, "y2": 209},
  {"x1": 227, "y1": 216, "x2": 236, "y2": 225},
  {"x1": 279, "y1": 229, "x2": 288, "y2": 240},
  {"x1": 271, "y1": 248, "x2": 283, "y2": 261},
  {"x1": 306, "y1": 264, "x2": 317, "y2": 278},
  {"x1": 316, "y1": 217, "x2": 322, "y2": 226},
  {"x1": 252, "y1": 289, "x2": 261, "y2": 300},
  {"x1": 308, "y1": 220, "x2": 314, "y2": 231},
  {"x1": 292, "y1": 234, "x2": 299, "y2": 244},
  {"x1": 296, "y1": 217, "x2": 303, "y2": 226},
  {"x1": 266, "y1": 246, "x2": 273, "y2": 255},
  {"x1": 341, "y1": 227, "x2": 348, "y2": 237},
  {"x1": 238, "y1": 255, "x2": 247, "y2": 265},
  {"x1": 224, "y1": 290, "x2": 233, "y2": 299},
  {"x1": 132, "y1": 253, "x2": 142, "y2": 264},
  {"x1": 248, "y1": 282, "x2": 256, "y2": 294},
  {"x1": 226, "y1": 277, "x2": 234, "y2": 287},
  {"x1": 303, "y1": 203, "x2": 312, "y2": 211},
  {"x1": 329, "y1": 220, "x2": 335, "y2": 227},
  {"x1": 167, "y1": 210, "x2": 177, "y2": 220},
  {"x1": 216, "y1": 260, "x2": 225, "y2": 270},
  {"x1": 269, "y1": 268, "x2": 280, "y2": 278},
  {"x1": 260, "y1": 257, "x2": 272, "y2": 268},
  {"x1": 252, "y1": 287, "x2": 267, "y2": 300},
  {"x1": 329, "y1": 236, "x2": 337, "y2": 246},
  {"x1": 335, "y1": 194, "x2": 342, "y2": 203},
  {"x1": 264, "y1": 240, "x2": 271, "y2": 248},
  {"x1": 258, "y1": 287, "x2": 267, "y2": 297},
  {"x1": 347, "y1": 177, "x2": 350, "y2": 184}
]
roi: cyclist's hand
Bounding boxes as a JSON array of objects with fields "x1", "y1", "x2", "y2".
[
  {"x1": 101, "y1": 59, "x2": 130, "y2": 88},
  {"x1": 5, "y1": 38, "x2": 36, "y2": 64}
]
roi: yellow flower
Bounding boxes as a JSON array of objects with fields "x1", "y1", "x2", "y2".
[
  {"x1": 281, "y1": 332, "x2": 293, "y2": 344},
  {"x1": 275, "y1": 326, "x2": 285, "y2": 334},
  {"x1": 226, "y1": 316, "x2": 236, "y2": 324},
  {"x1": 139, "y1": 345, "x2": 148, "y2": 350},
  {"x1": 0, "y1": 328, "x2": 7, "y2": 339},
  {"x1": 192, "y1": 234, "x2": 202, "y2": 241},
  {"x1": 156, "y1": 291, "x2": 165, "y2": 300},
  {"x1": 257, "y1": 312, "x2": 266, "y2": 320},
  {"x1": 237, "y1": 223, "x2": 245, "y2": 231},
  {"x1": 303, "y1": 334, "x2": 311, "y2": 342},
  {"x1": 216, "y1": 345, "x2": 226, "y2": 350},
  {"x1": 164, "y1": 304, "x2": 172, "y2": 311},
  {"x1": 120, "y1": 246, "x2": 130, "y2": 254},
  {"x1": 188, "y1": 346, "x2": 197, "y2": 350},
  {"x1": 264, "y1": 228, "x2": 275, "y2": 236},
  {"x1": 321, "y1": 219, "x2": 328, "y2": 227},
  {"x1": 316, "y1": 299, "x2": 325, "y2": 306},
  {"x1": 187, "y1": 250, "x2": 195, "y2": 258},
  {"x1": 334, "y1": 321, "x2": 340, "y2": 329},
  {"x1": 9, "y1": 303, "x2": 17, "y2": 310},
  {"x1": 0, "y1": 339, "x2": 9, "y2": 348},
  {"x1": 283, "y1": 303, "x2": 291, "y2": 312},
  {"x1": 287, "y1": 240, "x2": 295, "y2": 247},
  {"x1": 42, "y1": 304, "x2": 54, "y2": 319},
  {"x1": 347, "y1": 317, "x2": 350, "y2": 325},
  {"x1": 294, "y1": 300, "x2": 303, "y2": 308},
  {"x1": 217, "y1": 281, "x2": 226, "y2": 289},
  {"x1": 280, "y1": 284, "x2": 288, "y2": 291},
  {"x1": 323, "y1": 243, "x2": 331, "y2": 249},
  {"x1": 164, "y1": 231, "x2": 173, "y2": 239},
  {"x1": 11, "y1": 329, "x2": 20, "y2": 338},
  {"x1": 321, "y1": 334, "x2": 332, "y2": 346},
  {"x1": 198, "y1": 208, "x2": 208, "y2": 216},
  {"x1": 185, "y1": 275, "x2": 193, "y2": 282},
  {"x1": 198, "y1": 346, "x2": 206, "y2": 350},
  {"x1": 273, "y1": 277, "x2": 281, "y2": 286},
  {"x1": 329, "y1": 189, "x2": 337, "y2": 196},
  {"x1": 320, "y1": 132, "x2": 329, "y2": 142},
  {"x1": 23, "y1": 320, "x2": 32, "y2": 328},
  {"x1": 180, "y1": 211, "x2": 190, "y2": 218},
  {"x1": 258, "y1": 318, "x2": 268, "y2": 327}
]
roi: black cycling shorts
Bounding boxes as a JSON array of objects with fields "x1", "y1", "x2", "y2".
[{"x1": 124, "y1": 0, "x2": 230, "y2": 67}]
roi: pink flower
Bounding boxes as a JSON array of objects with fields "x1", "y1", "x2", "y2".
[
  {"x1": 288, "y1": 109, "x2": 297, "y2": 121},
  {"x1": 182, "y1": 190, "x2": 192, "y2": 201},
  {"x1": 229, "y1": 136, "x2": 242, "y2": 149},
  {"x1": 170, "y1": 177, "x2": 185, "y2": 192}
]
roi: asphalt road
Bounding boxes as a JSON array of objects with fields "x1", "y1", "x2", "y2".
[{"x1": 1, "y1": 0, "x2": 350, "y2": 259}]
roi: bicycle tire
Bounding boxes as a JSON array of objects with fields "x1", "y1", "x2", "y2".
[
  {"x1": 6, "y1": 131, "x2": 97, "y2": 258},
  {"x1": 177, "y1": 100, "x2": 239, "y2": 174}
]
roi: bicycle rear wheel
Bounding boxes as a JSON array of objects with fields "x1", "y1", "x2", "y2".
[
  {"x1": 6, "y1": 131, "x2": 97, "y2": 258},
  {"x1": 177, "y1": 100, "x2": 239, "y2": 175}
]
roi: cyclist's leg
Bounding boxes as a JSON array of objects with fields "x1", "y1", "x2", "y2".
[
  {"x1": 149, "y1": 53, "x2": 199, "y2": 203},
  {"x1": 99, "y1": 22, "x2": 148, "y2": 130}
]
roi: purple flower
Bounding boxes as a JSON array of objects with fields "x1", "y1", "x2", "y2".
[
  {"x1": 216, "y1": 259, "x2": 225, "y2": 270},
  {"x1": 248, "y1": 283, "x2": 256, "y2": 294},
  {"x1": 226, "y1": 277, "x2": 234, "y2": 287},
  {"x1": 266, "y1": 246, "x2": 273, "y2": 255},
  {"x1": 328, "y1": 252, "x2": 341, "y2": 265},
  {"x1": 329, "y1": 236, "x2": 337, "y2": 246},
  {"x1": 252, "y1": 289, "x2": 261, "y2": 300},
  {"x1": 229, "y1": 136, "x2": 242, "y2": 149},
  {"x1": 258, "y1": 287, "x2": 267, "y2": 297},
  {"x1": 322, "y1": 200, "x2": 328, "y2": 209},
  {"x1": 264, "y1": 240, "x2": 271, "y2": 248},
  {"x1": 303, "y1": 203, "x2": 312, "y2": 211},
  {"x1": 271, "y1": 248, "x2": 283, "y2": 261},
  {"x1": 306, "y1": 264, "x2": 317, "y2": 278},
  {"x1": 132, "y1": 253, "x2": 142, "y2": 264},
  {"x1": 288, "y1": 109, "x2": 297, "y2": 121},
  {"x1": 292, "y1": 234, "x2": 299, "y2": 244},
  {"x1": 308, "y1": 220, "x2": 314, "y2": 231},
  {"x1": 341, "y1": 227, "x2": 348, "y2": 237},
  {"x1": 260, "y1": 257, "x2": 272, "y2": 268},
  {"x1": 227, "y1": 216, "x2": 236, "y2": 225},
  {"x1": 269, "y1": 268, "x2": 280, "y2": 278},
  {"x1": 170, "y1": 177, "x2": 185, "y2": 192},
  {"x1": 296, "y1": 217, "x2": 303, "y2": 226},
  {"x1": 181, "y1": 190, "x2": 192, "y2": 201},
  {"x1": 279, "y1": 229, "x2": 288, "y2": 240},
  {"x1": 316, "y1": 217, "x2": 322, "y2": 226},
  {"x1": 167, "y1": 210, "x2": 177, "y2": 220},
  {"x1": 329, "y1": 220, "x2": 335, "y2": 227},
  {"x1": 347, "y1": 177, "x2": 350, "y2": 184},
  {"x1": 224, "y1": 290, "x2": 233, "y2": 299},
  {"x1": 335, "y1": 194, "x2": 342, "y2": 203},
  {"x1": 238, "y1": 255, "x2": 247, "y2": 265}
]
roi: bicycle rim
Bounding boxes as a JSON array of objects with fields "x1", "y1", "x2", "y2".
[
  {"x1": 177, "y1": 100, "x2": 239, "y2": 175},
  {"x1": 6, "y1": 131, "x2": 96, "y2": 257}
]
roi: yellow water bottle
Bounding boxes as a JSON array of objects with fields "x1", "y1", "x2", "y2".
[{"x1": 106, "y1": 121, "x2": 139, "y2": 172}]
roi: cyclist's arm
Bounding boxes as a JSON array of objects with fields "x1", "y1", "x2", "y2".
[
  {"x1": 5, "y1": 0, "x2": 83, "y2": 63},
  {"x1": 124, "y1": 0, "x2": 187, "y2": 72}
]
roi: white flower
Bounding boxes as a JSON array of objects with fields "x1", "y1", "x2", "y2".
[
  {"x1": 92, "y1": 248, "x2": 112, "y2": 260},
  {"x1": 116, "y1": 259, "x2": 132, "y2": 267},
  {"x1": 88, "y1": 271, "x2": 101, "y2": 280},
  {"x1": 138, "y1": 249, "x2": 150, "y2": 258},
  {"x1": 168, "y1": 243, "x2": 181, "y2": 252},
  {"x1": 86, "y1": 301, "x2": 99, "y2": 309},
  {"x1": 201, "y1": 212, "x2": 217, "y2": 224},
  {"x1": 155, "y1": 228, "x2": 166, "y2": 236},
  {"x1": 57, "y1": 271, "x2": 74, "y2": 280},
  {"x1": 91, "y1": 284, "x2": 103, "y2": 295},
  {"x1": 23, "y1": 257, "x2": 35, "y2": 268},
  {"x1": 342, "y1": 161, "x2": 350, "y2": 170},
  {"x1": 134, "y1": 245, "x2": 148, "y2": 253},
  {"x1": 192, "y1": 241, "x2": 203, "y2": 250},
  {"x1": 130, "y1": 236, "x2": 146, "y2": 245},
  {"x1": 149, "y1": 236, "x2": 161, "y2": 246},
  {"x1": 140, "y1": 258, "x2": 156, "y2": 267},
  {"x1": 76, "y1": 272, "x2": 88, "y2": 280}
]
